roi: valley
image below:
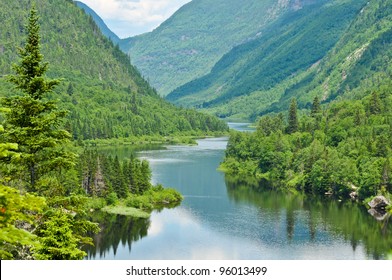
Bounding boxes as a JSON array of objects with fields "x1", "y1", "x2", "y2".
[{"x1": 0, "y1": 0, "x2": 391, "y2": 260}]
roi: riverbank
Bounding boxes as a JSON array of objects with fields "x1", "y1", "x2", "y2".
[
  {"x1": 87, "y1": 185, "x2": 183, "y2": 219},
  {"x1": 80, "y1": 131, "x2": 229, "y2": 147},
  {"x1": 85, "y1": 136, "x2": 392, "y2": 260}
]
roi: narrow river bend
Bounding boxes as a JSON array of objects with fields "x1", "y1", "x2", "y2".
[{"x1": 86, "y1": 124, "x2": 392, "y2": 260}]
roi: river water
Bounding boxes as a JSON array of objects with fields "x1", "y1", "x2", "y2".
[{"x1": 86, "y1": 123, "x2": 392, "y2": 260}]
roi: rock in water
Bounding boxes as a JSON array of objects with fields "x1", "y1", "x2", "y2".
[
  {"x1": 368, "y1": 208, "x2": 389, "y2": 221},
  {"x1": 368, "y1": 196, "x2": 390, "y2": 210}
]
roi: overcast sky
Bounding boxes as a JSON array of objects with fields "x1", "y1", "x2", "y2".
[{"x1": 77, "y1": 0, "x2": 191, "y2": 38}]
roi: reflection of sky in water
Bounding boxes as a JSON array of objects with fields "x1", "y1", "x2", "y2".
[
  {"x1": 87, "y1": 136, "x2": 380, "y2": 260},
  {"x1": 102, "y1": 207, "x2": 367, "y2": 260}
]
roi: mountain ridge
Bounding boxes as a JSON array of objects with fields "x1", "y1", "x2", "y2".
[
  {"x1": 0, "y1": 0, "x2": 227, "y2": 140},
  {"x1": 167, "y1": 0, "x2": 392, "y2": 120},
  {"x1": 74, "y1": 1, "x2": 120, "y2": 44},
  {"x1": 119, "y1": 0, "x2": 314, "y2": 96}
]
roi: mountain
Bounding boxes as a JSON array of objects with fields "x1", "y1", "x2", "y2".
[
  {"x1": 0, "y1": 0, "x2": 227, "y2": 140},
  {"x1": 168, "y1": 0, "x2": 392, "y2": 121},
  {"x1": 75, "y1": 1, "x2": 120, "y2": 44},
  {"x1": 120, "y1": 0, "x2": 311, "y2": 96},
  {"x1": 167, "y1": 0, "x2": 369, "y2": 119}
]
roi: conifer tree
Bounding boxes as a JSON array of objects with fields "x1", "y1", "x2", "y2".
[
  {"x1": 0, "y1": 6, "x2": 75, "y2": 191},
  {"x1": 139, "y1": 160, "x2": 151, "y2": 193},
  {"x1": 369, "y1": 91, "x2": 381, "y2": 114},
  {"x1": 310, "y1": 96, "x2": 321, "y2": 117},
  {"x1": 287, "y1": 98, "x2": 299, "y2": 134},
  {"x1": 112, "y1": 155, "x2": 128, "y2": 198},
  {"x1": 66, "y1": 83, "x2": 74, "y2": 96}
]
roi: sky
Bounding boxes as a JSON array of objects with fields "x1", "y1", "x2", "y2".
[{"x1": 77, "y1": 0, "x2": 191, "y2": 38}]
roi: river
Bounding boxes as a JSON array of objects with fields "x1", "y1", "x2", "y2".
[{"x1": 85, "y1": 123, "x2": 392, "y2": 260}]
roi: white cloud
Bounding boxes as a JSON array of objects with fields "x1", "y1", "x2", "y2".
[{"x1": 78, "y1": 0, "x2": 191, "y2": 38}]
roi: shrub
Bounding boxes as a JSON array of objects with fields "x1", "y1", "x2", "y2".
[
  {"x1": 125, "y1": 195, "x2": 153, "y2": 210},
  {"x1": 106, "y1": 192, "x2": 118, "y2": 205}
]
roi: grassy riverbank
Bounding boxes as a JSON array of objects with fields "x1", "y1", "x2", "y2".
[
  {"x1": 81, "y1": 132, "x2": 228, "y2": 147},
  {"x1": 87, "y1": 185, "x2": 183, "y2": 218}
]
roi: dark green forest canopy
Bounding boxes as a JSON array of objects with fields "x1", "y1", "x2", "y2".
[
  {"x1": 0, "y1": 0, "x2": 228, "y2": 140},
  {"x1": 0, "y1": 4, "x2": 186, "y2": 260},
  {"x1": 222, "y1": 87, "x2": 392, "y2": 201}
]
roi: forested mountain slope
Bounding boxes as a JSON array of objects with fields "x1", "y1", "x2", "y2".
[
  {"x1": 75, "y1": 1, "x2": 120, "y2": 44},
  {"x1": 120, "y1": 0, "x2": 317, "y2": 96},
  {"x1": 0, "y1": 0, "x2": 227, "y2": 140},
  {"x1": 172, "y1": 0, "x2": 392, "y2": 121},
  {"x1": 167, "y1": 0, "x2": 372, "y2": 120}
]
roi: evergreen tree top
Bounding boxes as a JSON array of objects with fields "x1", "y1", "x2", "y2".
[{"x1": 8, "y1": 6, "x2": 59, "y2": 100}]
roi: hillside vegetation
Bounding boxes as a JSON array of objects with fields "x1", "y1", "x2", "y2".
[
  {"x1": 75, "y1": 1, "x2": 120, "y2": 44},
  {"x1": 0, "y1": 0, "x2": 227, "y2": 141},
  {"x1": 120, "y1": 0, "x2": 309, "y2": 95},
  {"x1": 222, "y1": 87, "x2": 392, "y2": 202},
  {"x1": 167, "y1": 0, "x2": 370, "y2": 119},
  {"x1": 170, "y1": 0, "x2": 392, "y2": 121},
  {"x1": 0, "y1": 4, "x2": 186, "y2": 260}
]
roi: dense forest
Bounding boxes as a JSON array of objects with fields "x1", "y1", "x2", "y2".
[
  {"x1": 167, "y1": 0, "x2": 366, "y2": 109},
  {"x1": 0, "y1": 4, "x2": 180, "y2": 260},
  {"x1": 0, "y1": 0, "x2": 228, "y2": 141},
  {"x1": 120, "y1": 0, "x2": 289, "y2": 95},
  {"x1": 74, "y1": 1, "x2": 120, "y2": 45},
  {"x1": 1, "y1": 0, "x2": 391, "y2": 261},
  {"x1": 166, "y1": 0, "x2": 392, "y2": 123},
  {"x1": 222, "y1": 85, "x2": 392, "y2": 202}
]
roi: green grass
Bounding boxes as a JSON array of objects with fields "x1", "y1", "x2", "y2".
[
  {"x1": 81, "y1": 133, "x2": 228, "y2": 147},
  {"x1": 101, "y1": 205, "x2": 150, "y2": 218},
  {"x1": 95, "y1": 185, "x2": 183, "y2": 219}
]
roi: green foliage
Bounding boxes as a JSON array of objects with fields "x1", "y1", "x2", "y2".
[
  {"x1": 74, "y1": 1, "x2": 120, "y2": 44},
  {"x1": 34, "y1": 210, "x2": 87, "y2": 260},
  {"x1": 32, "y1": 194, "x2": 100, "y2": 260},
  {"x1": 287, "y1": 99, "x2": 299, "y2": 134},
  {"x1": 0, "y1": 7, "x2": 99, "y2": 260},
  {"x1": 223, "y1": 88, "x2": 392, "y2": 201},
  {"x1": 125, "y1": 185, "x2": 182, "y2": 210},
  {"x1": 86, "y1": 197, "x2": 106, "y2": 210},
  {"x1": 0, "y1": 185, "x2": 45, "y2": 259},
  {"x1": 8, "y1": 7, "x2": 59, "y2": 99},
  {"x1": 120, "y1": 0, "x2": 278, "y2": 95},
  {"x1": 168, "y1": 0, "x2": 367, "y2": 113},
  {"x1": 105, "y1": 192, "x2": 118, "y2": 206},
  {"x1": 0, "y1": 6, "x2": 75, "y2": 190},
  {"x1": 167, "y1": 0, "x2": 392, "y2": 124},
  {"x1": 79, "y1": 149, "x2": 154, "y2": 198},
  {"x1": 125, "y1": 195, "x2": 153, "y2": 210},
  {"x1": 101, "y1": 205, "x2": 150, "y2": 218},
  {"x1": 0, "y1": 0, "x2": 228, "y2": 141},
  {"x1": 310, "y1": 96, "x2": 321, "y2": 118}
]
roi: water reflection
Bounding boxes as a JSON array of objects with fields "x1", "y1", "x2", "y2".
[
  {"x1": 85, "y1": 212, "x2": 150, "y2": 259},
  {"x1": 227, "y1": 122, "x2": 256, "y2": 132},
  {"x1": 85, "y1": 137, "x2": 392, "y2": 260},
  {"x1": 225, "y1": 176, "x2": 392, "y2": 259}
]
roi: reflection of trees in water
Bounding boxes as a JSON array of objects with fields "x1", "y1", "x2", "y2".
[
  {"x1": 84, "y1": 212, "x2": 150, "y2": 259},
  {"x1": 225, "y1": 175, "x2": 392, "y2": 259}
]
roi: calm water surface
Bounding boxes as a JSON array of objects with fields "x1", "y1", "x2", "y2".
[{"x1": 86, "y1": 124, "x2": 392, "y2": 260}]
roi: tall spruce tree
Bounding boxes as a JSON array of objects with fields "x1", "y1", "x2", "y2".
[
  {"x1": 310, "y1": 96, "x2": 321, "y2": 117},
  {"x1": 287, "y1": 98, "x2": 299, "y2": 134},
  {"x1": 369, "y1": 91, "x2": 382, "y2": 114},
  {"x1": 0, "y1": 6, "x2": 74, "y2": 191}
]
